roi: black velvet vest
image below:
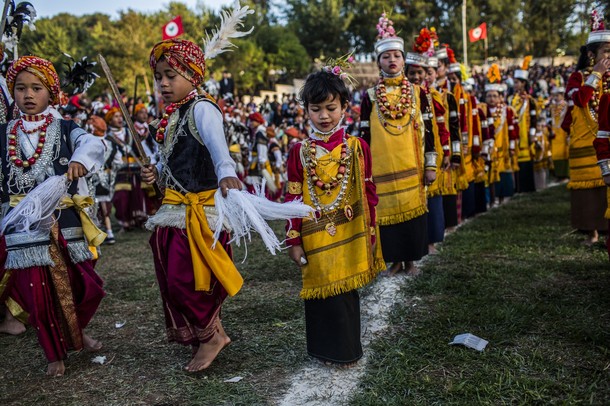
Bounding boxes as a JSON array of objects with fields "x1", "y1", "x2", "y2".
[{"x1": 165, "y1": 97, "x2": 219, "y2": 193}]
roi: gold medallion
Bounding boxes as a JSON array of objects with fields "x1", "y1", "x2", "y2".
[
  {"x1": 344, "y1": 204, "x2": 354, "y2": 221},
  {"x1": 325, "y1": 222, "x2": 337, "y2": 236}
]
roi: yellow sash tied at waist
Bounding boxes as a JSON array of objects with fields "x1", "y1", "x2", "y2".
[
  {"x1": 9, "y1": 194, "x2": 107, "y2": 247},
  {"x1": 162, "y1": 188, "x2": 243, "y2": 296}
]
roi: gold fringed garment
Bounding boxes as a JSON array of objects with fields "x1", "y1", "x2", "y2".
[
  {"x1": 426, "y1": 90, "x2": 443, "y2": 198},
  {"x1": 368, "y1": 84, "x2": 427, "y2": 225},
  {"x1": 300, "y1": 137, "x2": 384, "y2": 300},
  {"x1": 567, "y1": 105, "x2": 605, "y2": 190}
]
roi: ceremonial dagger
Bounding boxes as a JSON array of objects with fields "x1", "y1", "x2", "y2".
[{"x1": 97, "y1": 54, "x2": 162, "y2": 198}]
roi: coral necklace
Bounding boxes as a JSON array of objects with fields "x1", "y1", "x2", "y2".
[
  {"x1": 305, "y1": 137, "x2": 348, "y2": 193},
  {"x1": 376, "y1": 75, "x2": 413, "y2": 120},
  {"x1": 8, "y1": 113, "x2": 53, "y2": 168},
  {"x1": 155, "y1": 91, "x2": 197, "y2": 143}
]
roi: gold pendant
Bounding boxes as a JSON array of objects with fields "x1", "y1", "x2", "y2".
[
  {"x1": 344, "y1": 204, "x2": 354, "y2": 221},
  {"x1": 397, "y1": 125, "x2": 402, "y2": 131},
  {"x1": 325, "y1": 222, "x2": 337, "y2": 236}
]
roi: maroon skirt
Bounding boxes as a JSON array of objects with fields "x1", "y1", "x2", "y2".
[
  {"x1": 150, "y1": 227, "x2": 231, "y2": 346},
  {"x1": 0, "y1": 235, "x2": 105, "y2": 362}
]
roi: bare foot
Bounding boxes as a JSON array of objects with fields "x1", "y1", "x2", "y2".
[
  {"x1": 83, "y1": 334, "x2": 103, "y2": 352},
  {"x1": 428, "y1": 244, "x2": 438, "y2": 255},
  {"x1": 216, "y1": 320, "x2": 232, "y2": 347},
  {"x1": 405, "y1": 262, "x2": 421, "y2": 277},
  {"x1": 0, "y1": 309, "x2": 26, "y2": 335},
  {"x1": 185, "y1": 332, "x2": 231, "y2": 372},
  {"x1": 387, "y1": 262, "x2": 404, "y2": 276},
  {"x1": 47, "y1": 360, "x2": 65, "y2": 377}
]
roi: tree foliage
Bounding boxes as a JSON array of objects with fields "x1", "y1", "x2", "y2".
[{"x1": 11, "y1": 0, "x2": 609, "y2": 97}]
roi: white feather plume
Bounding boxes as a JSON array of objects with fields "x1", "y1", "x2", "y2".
[{"x1": 203, "y1": 1, "x2": 254, "y2": 60}]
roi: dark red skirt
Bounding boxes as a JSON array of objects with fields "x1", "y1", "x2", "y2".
[
  {"x1": 0, "y1": 236, "x2": 105, "y2": 362},
  {"x1": 150, "y1": 227, "x2": 231, "y2": 346}
]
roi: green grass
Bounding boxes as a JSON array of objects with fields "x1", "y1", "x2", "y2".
[
  {"x1": 351, "y1": 185, "x2": 610, "y2": 405},
  {"x1": 1, "y1": 184, "x2": 608, "y2": 405}
]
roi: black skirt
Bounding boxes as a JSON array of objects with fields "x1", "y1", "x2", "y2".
[
  {"x1": 474, "y1": 182, "x2": 488, "y2": 214},
  {"x1": 379, "y1": 213, "x2": 428, "y2": 262},
  {"x1": 442, "y1": 195, "x2": 458, "y2": 228},
  {"x1": 461, "y1": 182, "x2": 476, "y2": 220},
  {"x1": 304, "y1": 290, "x2": 362, "y2": 364},
  {"x1": 517, "y1": 161, "x2": 536, "y2": 193}
]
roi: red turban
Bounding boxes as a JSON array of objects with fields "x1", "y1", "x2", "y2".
[
  {"x1": 149, "y1": 39, "x2": 206, "y2": 87},
  {"x1": 248, "y1": 112, "x2": 265, "y2": 125},
  {"x1": 6, "y1": 56, "x2": 61, "y2": 105}
]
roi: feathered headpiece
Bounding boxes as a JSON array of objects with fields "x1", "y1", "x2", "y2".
[
  {"x1": 322, "y1": 51, "x2": 357, "y2": 86},
  {"x1": 588, "y1": 9, "x2": 610, "y2": 44},
  {"x1": 2, "y1": 1, "x2": 36, "y2": 52},
  {"x1": 485, "y1": 64, "x2": 504, "y2": 93},
  {"x1": 203, "y1": 1, "x2": 254, "y2": 60},
  {"x1": 374, "y1": 12, "x2": 404, "y2": 56},
  {"x1": 515, "y1": 55, "x2": 532, "y2": 81},
  {"x1": 62, "y1": 53, "x2": 99, "y2": 95}
]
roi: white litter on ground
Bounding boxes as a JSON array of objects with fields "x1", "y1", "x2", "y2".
[{"x1": 276, "y1": 266, "x2": 417, "y2": 406}]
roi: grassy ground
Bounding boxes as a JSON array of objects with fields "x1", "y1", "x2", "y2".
[
  {"x1": 351, "y1": 185, "x2": 610, "y2": 405},
  {"x1": 0, "y1": 184, "x2": 608, "y2": 405}
]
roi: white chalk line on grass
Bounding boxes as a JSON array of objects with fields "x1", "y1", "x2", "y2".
[{"x1": 276, "y1": 268, "x2": 421, "y2": 406}]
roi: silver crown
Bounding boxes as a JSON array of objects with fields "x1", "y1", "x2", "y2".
[
  {"x1": 588, "y1": 30, "x2": 610, "y2": 44},
  {"x1": 405, "y1": 52, "x2": 428, "y2": 67},
  {"x1": 374, "y1": 37, "x2": 405, "y2": 56}
]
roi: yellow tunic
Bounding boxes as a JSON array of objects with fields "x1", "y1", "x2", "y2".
[
  {"x1": 367, "y1": 80, "x2": 427, "y2": 225},
  {"x1": 300, "y1": 136, "x2": 384, "y2": 299},
  {"x1": 512, "y1": 93, "x2": 532, "y2": 165},
  {"x1": 438, "y1": 88, "x2": 459, "y2": 196},
  {"x1": 550, "y1": 101, "x2": 569, "y2": 161}
]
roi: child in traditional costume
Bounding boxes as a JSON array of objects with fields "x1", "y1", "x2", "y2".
[
  {"x1": 142, "y1": 10, "x2": 252, "y2": 370},
  {"x1": 0, "y1": 56, "x2": 106, "y2": 376},
  {"x1": 549, "y1": 86, "x2": 569, "y2": 182},
  {"x1": 285, "y1": 57, "x2": 384, "y2": 366},
  {"x1": 360, "y1": 13, "x2": 438, "y2": 275},
  {"x1": 566, "y1": 9, "x2": 610, "y2": 245}
]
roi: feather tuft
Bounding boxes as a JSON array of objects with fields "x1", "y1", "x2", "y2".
[
  {"x1": 203, "y1": 1, "x2": 254, "y2": 60},
  {"x1": 521, "y1": 55, "x2": 532, "y2": 70}
]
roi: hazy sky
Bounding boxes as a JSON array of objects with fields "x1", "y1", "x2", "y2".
[{"x1": 36, "y1": 0, "x2": 233, "y2": 18}]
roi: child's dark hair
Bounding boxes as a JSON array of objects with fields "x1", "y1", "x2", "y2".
[
  {"x1": 298, "y1": 71, "x2": 350, "y2": 110},
  {"x1": 576, "y1": 43, "x2": 602, "y2": 71}
]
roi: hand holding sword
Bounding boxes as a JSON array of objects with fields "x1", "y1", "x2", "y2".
[{"x1": 97, "y1": 54, "x2": 162, "y2": 198}]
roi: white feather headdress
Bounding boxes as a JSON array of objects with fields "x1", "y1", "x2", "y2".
[{"x1": 203, "y1": 1, "x2": 254, "y2": 60}]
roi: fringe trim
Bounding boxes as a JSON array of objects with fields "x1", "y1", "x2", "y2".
[
  {"x1": 427, "y1": 188, "x2": 442, "y2": 198},
  {"x1": 456, "y1": 177, "x2": 470, "y2": 191},
  {"x1": 300, "y1": 266, "x2": 380, "y2": 300},
  {"x1": 566, "y1": 179, "x2": 606, "y2": 190},
  {"x1": 145, "y1": 205, "x2": 230, "y2": 232},
  {"x1": 378, "y1": 205, "x2": 428, "y2": 226},
  {"x1": 5, "y1": 245, "x2": 54, "y2": 269},
  {"x1": 66, "y1": 241, "x2": 93, "y2": 264}
]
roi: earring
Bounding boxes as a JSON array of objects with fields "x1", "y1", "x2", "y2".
[{"x1": 590, "y1": 56, "x2": 595, "y2": 67}]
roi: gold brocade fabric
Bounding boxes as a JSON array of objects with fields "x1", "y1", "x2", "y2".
[
  {"x1": 550, "y1": 102, "x2": 569, "y2": 161},
  {"x1": 454, "y1": 83, "x2": 473, "y2": 187},
  {"x1": 427, "y1": 89, "x2": 444, "y2": 197},
  {"x1": 568, "y1": 105, "x2": 604, "y2": 189},
  {"x1": 49, "y1": 223, "x2": 83, "y2": 351},
  {"x1": 368, "y1": 82, "x2": 428, "y2": 225},
  {"x1": 162, "y1": 188, "x2": 243, "y2": 296},
  {"x1": 512, "y1": 94, "x2": 532, "y2": 163},
  {"x1": 438, "y1": 89, "x2": 458, "y2": 195},
  {"x1": 300, "y1": 137, "x2": 384, "y2": 300},
  {"x1": 484, "y1": 103, "x2": 512, "y2": 184}
]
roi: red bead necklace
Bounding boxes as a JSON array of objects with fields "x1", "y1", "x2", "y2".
[
  {"x1": 155, "y1": 92, "x2": 197, "y2": 143},
  {"x1": 376, "y1": 76, "x2": 413, "y2": 120},
  {"x1": 306, "y1": 138, "x2": 348, "y2": 192},
  {"x1": 8, "y1": 114, "x2": 53, "y2": 168}
]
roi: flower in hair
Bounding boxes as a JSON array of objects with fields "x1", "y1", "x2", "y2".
[
  {"x1": 322, "y1": 51, "x2": 358, "y2": 86},
  {"x1": 376, "y1": 12, "x2": 397, "y2": 39}
]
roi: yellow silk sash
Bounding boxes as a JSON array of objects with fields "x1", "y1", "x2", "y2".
[
  {"x1": 162, "y1": 188, "x2": 243, "y2": 296},
  {"x1": 9, "y1": 194, "x2": 107, "y2": 247}
]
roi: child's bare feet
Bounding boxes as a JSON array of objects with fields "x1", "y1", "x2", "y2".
[
  {"x1": 387, "y1": 262, "x2": 404, "y2": 275},
  {"x1": 83, "y1": 334, "x2": 103, "y2": 352},
  {"x1": 185, "y1": 330, "x2": 231, "y2": 372},
  {"x1": 0, "y1": 309, "x2": 26, "y2": 335},
  {"x1": 405, "y1": 261, "x2": 421, "y2": 277},
  {"x1": 47, "y1": 360, "x2": 65, "y2": 377}
]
